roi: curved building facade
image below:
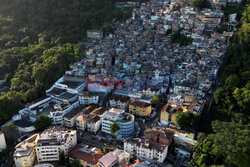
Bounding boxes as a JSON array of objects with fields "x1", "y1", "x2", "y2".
[{"x1": 102, "y1": 108, "x2": 134, "y2": 137}]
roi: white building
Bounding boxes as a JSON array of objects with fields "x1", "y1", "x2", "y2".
[
  {"x1": 124, "y1": 138, "x2": 169, "y2": 163},
  {"x1": 63, "y1": 105, "x2": 84, "y2": 128},
  {"x1": 141, "y1": 88, "x2": 161, "y2": 98},
  {"x1": 75, "y1": 114, "x2": 87, "y2": 131},
  {"x1": 112, "y1": 149, "x2": 130, "y2": 165},
  {"x1": 102, "y1": 108, "x2": 134, "y2": 138},
  {"x1": 51, "y1": 77, "x2": 85, "y2": 94},
  {"x1": 109, "y1": 94, "x2": 130, "y2": 110},
  {"x1": 36, "y1": 126, "x2": 77, "y2": 163},
  {"x1": 18, "y1": 96, "x2": 53, "y2": 116},
  {"x1": 166, "y1": 128, "x2": 197, "y2": 150},
  {"x1": 50, "y1": 101, "x2": 79, "y2": 125},
  {"x1": 79, "y1": 91, "x2": 99, "y2": 105},
  {"x1": 87, "y1": 115, "x2": 101, "y2": 134},
  {"x1": 0, "y1": 132, "x2": 7, "y2": 152}
]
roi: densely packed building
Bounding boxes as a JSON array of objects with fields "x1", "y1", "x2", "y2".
[
  {"x1": 36, "y1": 127, "x2": 77, "y2": 163},
  {"x1": 7, "y1": 0, "x2": 239, "y2": 166}
]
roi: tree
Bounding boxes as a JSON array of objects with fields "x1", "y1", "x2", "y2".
[
  {"x1": 175, "y1": 112, "x2": 199, "y2": 132},
  {"x1": 191, "y1": 137, "x2": 223, "y2": 167},
  {"x1": 102, "y1": 146, "x2": 109, "y2": 154},
  {"x1": 225, "y1": 75, "x2": 240, "y2": 89},
  {"x1": 191, "y1": 0, "x2": 210, "y2": 10},
  {"x1": 33, "y1": 67, "x2": 47, "y2": 83},
  {"x1": 110, "y1": 121, "x2": 120, "y2": 135},
  {"x1": 70, "y1": 159, "x2": 80, "y2": 167},
  {"x1": 211, "y1": 121, "x2": 250, "y2": 167},
  {"x1": 150, "y1": 94, "x2": 162, "y2": 106},
  {"x1": 2, "y1": 123, "x2": 19, "y2": 145},
  {"x1": 192, "y1": 3, "x2": 250, "y2": 167},
  {"x1": 171, "y1": 30, "x2": 193, "y2": 46},
  {"x1": 34, "y1": 115, "x2": 52, "y2": 132},
  {"x1": 191, "y1": 121, "x2": 250, "y2": 167},
  {"x1": 0, "y1": 0, "x2": 123, "y2": 126},
  {"x1": 59, "y1": 151, "x2": 66, "y2": 165}
]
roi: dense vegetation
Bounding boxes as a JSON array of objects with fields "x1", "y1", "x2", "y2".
[
  {"x1": 0, "y1": 0, "x2": 133, "y2": 125},
  {"x1": 0, "y1": 43, "x2": 81, "y2": 124},
  {"x1": 150, "y1": 94, "x2": 163, "y2": 107},
  {"x1": 191, "y1": 3, "x2": 250, "y2": 167},
  {"x1": 171, "y1": 30, "x2": 193, "y2": 46},
  {"x1": 175, "y1": 112, "x2": 200, "y2": 132},
  {"x1": 34, "y1": 115, "x2": 52, "y2": 132},
  {"x1": 191, "y1": 0, "x2": 211, "y2": 9},
  {"x1": 0, "y1": 123, "x2": 18, "y2": 164}
]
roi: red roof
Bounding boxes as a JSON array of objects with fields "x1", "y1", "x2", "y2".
[{"x1": 69, "y1": 145, "x2": 104, "y2": 165}]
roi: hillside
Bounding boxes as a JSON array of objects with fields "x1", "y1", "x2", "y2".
[
  {"x1": 0, "y1": 0, "x2": 132, "y2": 125},
  {"x1": 191, "y1": 3, "x2": 250, "y2": 167}
]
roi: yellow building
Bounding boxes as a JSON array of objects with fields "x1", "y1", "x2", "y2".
[
  {"x1": 160, "y1": 105, "x2": 171, "y2": 125},
  {"x1": 160, "y1": 104, "x2": 177, "y2": 125},
  {"x1": 13, "y1": 133, "x2": 39, "y2": 167},
  {"x1": 129, "y1": 100, "x2": 152, "y2": 116}
]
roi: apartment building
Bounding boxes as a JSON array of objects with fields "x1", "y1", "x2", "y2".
[
  {"x1": 166, "y1": 128, "x2": 197, "y2": 151},
  {"x1": 75, "y1": 114, "x2": 87, "y2": 131},
  {"x1": 36, "y1": 126, "x2": 77, "y2": 163},
  {"x1": 124, "y1": 138, "x2": 168, "y2": 163},
  {"x1": 79, "y1": 91, "x2": 99, "y2": 105},
  {"x1": 124, "y1": 128, "x2": 173, "y2": 163},
  {"x1": 50, "y1": 102, "x2": 78, "y2": 125},
  {"x1": 141, "y1": 88, "x2": 161, "y2": 98},
  {"x1": 102, "y1": 108, "x2": 134, "y2": 137},
  {"x1": 63, "y1": 105, "x2": 84, "y2": 128},
  {"x1": 87, "y1": 115, "x2": 101, "y2": 134},
  {"x1": 109, "y1": 94, "x2": 130, "y2": 110},
  {"x1": 13, "y1": 133, "x2": 40, "y2": 167},
  {"x1": 129, "y1": 100, "x2": 152, "y2": 116}
]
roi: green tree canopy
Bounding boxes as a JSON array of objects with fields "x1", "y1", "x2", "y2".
[
  {"x1": 34, "y1": 115, "x2": 52, "y2": 132},
  {"x1": 175, "y1": 111, "x2": 199, "y2": 132},
  {"x1": 59, "y1": 151, "x2": 66, "y2": 165},
  {"x1": 150, "y1": 94, "x2": 163, "y2": 106},
  {"x1": 191, "y1": 0, "x2": 211, "y2": 9},
  {"x1": 2, "y1": 123, "x2": 19, "y2": 145},
  {"x1": 110, "y1": 121, "x2": 120, "y2": 135},
  {"x1": 192, "y1": 3, "x2": 250, "y2": 167},
  {"x1": 171, "y1": 30, "x2": 193, "y2": 46},
  {"x1": 191, "y1": 121, "x2": 250, "y2": 167},
  {"x1": 70, "y1": 159, "x2": 80, "y2": 167}
]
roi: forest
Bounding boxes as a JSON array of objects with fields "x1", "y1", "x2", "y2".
[
  {"x1": 0, "y1": 0, "x2": 133, "y2": 125},
  {"x1": 191, "y1": 3, "x2": 250, "y2": 167}
]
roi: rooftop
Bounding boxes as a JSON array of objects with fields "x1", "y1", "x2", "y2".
[
  {"x1": 105, "y1": 108, "x2": 125, "y2": 118},
  {"x1": 79, "y1": 91, "x2": 99, "y2": 97},
  {"x1": 130, "y1": 100, "x2": 151, "y2": 107},
  {"x1": 60, "y1": 81, "x2": 83, "y2": 89},
  {"x1": 87, "y1": 115, "x2": 100, "y2": 123},
  {"x1": 64, "y1": 105, "x2": 85, "y2": 119},
  {"x1": 69, "y1": 145, "x2": 104, "y2": 165},
  {"x1": 98, "y1": 152, "x2": 118, "y2": 166},
  {"x1": 14, "y1": 119, "x2": 34, "y2": 128},
  {"x1": 110, "y1": 94, "x2": 130, "y2": 102}
]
